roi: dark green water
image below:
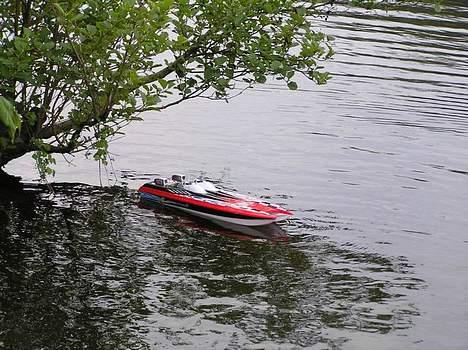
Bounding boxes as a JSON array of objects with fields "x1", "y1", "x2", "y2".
[
  {"x1": 2, "y1": 1, "x2": 468, "y2": 349},
  {"x1": 0, "y1": 185, "x2": 424, "y2": 349}
]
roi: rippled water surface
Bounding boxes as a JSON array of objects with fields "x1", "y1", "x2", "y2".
[{"x1": 2, "y1": 2, "x2": 468, "y2": 349}]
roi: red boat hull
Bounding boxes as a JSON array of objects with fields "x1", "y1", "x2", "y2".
[{"x1": 138, "y1": 183, "x2": 292, "y2": 226}]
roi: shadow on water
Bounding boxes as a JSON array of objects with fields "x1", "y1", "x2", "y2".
[
  {"x1": 0, "y1": 184, "x2": 149, "y2": 349},
  {"x1": 137, "y1": 198, "x2": 290, "y2": 241},
  {"x1": 0, "y1": 184, "x2": 425, "y2": 349}
]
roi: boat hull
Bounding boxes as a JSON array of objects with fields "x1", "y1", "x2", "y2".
[
  {"x1": 165, "y1": 203, "x2": 278, "y2": 226},
  {"x1": 139, "y1": 186, "x2": 290, "y2": 227}
]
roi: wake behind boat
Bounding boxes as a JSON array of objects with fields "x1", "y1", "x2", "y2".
[{"x1": 138, "y1": 175, "x2": 293, "y2": 226}]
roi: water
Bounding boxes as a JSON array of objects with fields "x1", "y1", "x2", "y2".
[{"x1": 2, "y1": 2, "x2": 468, "y2": 349}]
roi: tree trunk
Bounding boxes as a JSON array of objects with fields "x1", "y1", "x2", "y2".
[
  {"x1": 0, "y1": 168, "x2": 23, "y2": 188},
  {"x1": 0, "y1": 144, "x2": 28, "y2": 188},
  {"x1": 0, "y1": 141, "x2": 29, "y2": 168}
]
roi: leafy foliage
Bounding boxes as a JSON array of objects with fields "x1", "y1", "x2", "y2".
[{"x1": 0, "y1": 0, "x2": 420, "y2": 172}]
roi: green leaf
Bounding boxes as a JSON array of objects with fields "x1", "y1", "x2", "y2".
[
  {"x1": 313, "y1": 71, "x2": 330, "y2": 85},
  {"x1": 158, "y1": 79, "x2": 168, "y2": 89},
  {"x1": 32, "y1": 149, "x2": 56, "y2": 179},
  {"x1": 286, "y1": 71, "x2": 295, "y2": 79},
  {"x1": 296, "y1": 7, "x2": 307, "y2": 16},
  {"x1": 43, "y1": 41, "x2": 55, "y2": 50},
  {"x1": 26, "y1": 111, "x2": 37, "y2": 126},
  {"x1": 247, "y1": 53, "x2": 258, "y2": 64},
  {"x1": 159, "y1": 0, "x2": 173, "y2": 12},
  {"x1": 0, "y1": 97, "x2": 22, "y2": 142},
  {"x1": 144, "y1": 95, "x2": 160, "y2": 105},
  {"x1": 14, "y1": 38, "x2": 28, "y2": 52},
  {"x1": 255, "y1": 75, "x2": 267, "y2": 84},
  {"x1": 71, "y1": 13, "x2": 86, "y2": 22},
  {"x1": 264, "y1": 3, "x2": 273, "y2": 13},
  {"x1": 271, "y1": 60, "x2": 282, "y2": 71},
  {"x1": 86, "y1": 24, "x2": 97, "y2": 35},
  {"x1": 217, "y1": 78, "x2": 229, "y2": 87},
  {"x1": 287, "y1": 81, "x2": 298, "y2": 90},
  {"x1": 204, "y1": 67, "x2": 215, "y2": 80},
  {"x1": 52, "y1": 3, "x2": 66, "y2": 17},
  {"x1": 128, "y1": 70, "x2": 139, "y2": 85},
  {"x1": 214, "y1": 56, "x2": 228, "y2": 66}
]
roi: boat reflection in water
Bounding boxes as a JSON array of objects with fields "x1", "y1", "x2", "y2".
[{"x1": 137, "y1": 198, "x2": 290, "y2": 241}]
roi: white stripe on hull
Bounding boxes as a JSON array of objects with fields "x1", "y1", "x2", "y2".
[{"x1": 165, "y1": 204, "x2": 277, "y2": 226}]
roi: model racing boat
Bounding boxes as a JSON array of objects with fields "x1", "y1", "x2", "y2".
[{"x1": 138, "y1": 175, "x2": 293, "y2": 226}]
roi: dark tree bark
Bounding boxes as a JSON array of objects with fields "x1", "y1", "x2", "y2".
[{"x1": 0, "y1": 138, "x2": 30, "y2": 168}]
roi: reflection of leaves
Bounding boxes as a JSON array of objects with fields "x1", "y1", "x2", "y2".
[
  {"x1": 155, "y1": 227, "x2": 424, "y2": 343},
  {"x1": 368, "y1": 285, "x2": 392, "y2": 302},
  {"x1": 0, "y1": 184, "x2": 425, "y2": 348},
  {"x1": 0, "y1": 185, "x2": 148, "y2": 350}
]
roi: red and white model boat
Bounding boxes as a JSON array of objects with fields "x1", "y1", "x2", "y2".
[{"x1": 138, "y1": 175, "x2": 293, "y2": 226}]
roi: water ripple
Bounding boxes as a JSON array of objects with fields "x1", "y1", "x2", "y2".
[{"x1": 0, "y1": 184, "x2": 426, "y2": 348}]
